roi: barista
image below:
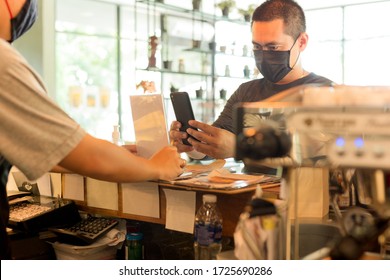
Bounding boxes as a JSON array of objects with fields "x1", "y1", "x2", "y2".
[{"x1": 0, "y1": 0, "x2": 185, "y2": 259}]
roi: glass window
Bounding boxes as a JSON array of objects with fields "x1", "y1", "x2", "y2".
[
  {"x1": 56, "y1": 0, "x2": 117, "y2": 36},
  {"x1": 120, "y1": 6, "x2": 136, "y2": 40},
  {"x1": 304, "y1": 8, "x2": 343, "y2": 84},
  {"x1": 119, "y1": 38, "x2": 136, "y2": 142},
  {"x1": 344, "y1": 2, "x2": 390, "y2": 40},
  {"x1": 345, "y1": 37, "x2": 390, "y2": 86},
  {"x1": 306, "y1": 8, "x2": 343, "y2": 41},
  {"x1": 56, "y1": 0, "x2": 119, "y2": 141},
  {"x1": 56, "y1": 33, "x2": 119, "y2": 140},
  {"x1": 343, "y1": 1, "x2": 390, "y2": 85},
  {"x1": 303, "y1": 41, "x2": 343, "y2": 84},
  {"x1": 304, "y1": 2, "x2": 390, "y2": 85}
]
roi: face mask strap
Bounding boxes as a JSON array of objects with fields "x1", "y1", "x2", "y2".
[
  {"x1": 289, "y1": 34, "x2": 301, "y2": 51},
  {"x1": 289, "y1": 34, "x2": 302, "y2": 69},
  {"x1": 4, "y1": 0, "x2": 13, "y2": 18}
]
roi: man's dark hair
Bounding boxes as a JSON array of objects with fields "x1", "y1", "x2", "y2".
[{"x1": 252, "y1": 0, "x2": 306, "y2": 39}]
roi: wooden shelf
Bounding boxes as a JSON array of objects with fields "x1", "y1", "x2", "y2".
[{"x1": 137, "y1": 67, "x2": 211, "y2": 77}]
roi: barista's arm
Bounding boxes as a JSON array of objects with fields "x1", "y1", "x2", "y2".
[{"x1": 57, "y1": 134, "x2": 184, "y2": 182}]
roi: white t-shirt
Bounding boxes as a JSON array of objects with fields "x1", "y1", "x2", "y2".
[{"x1": 0, "y1": 40, "x2": 86, "y2": 180}]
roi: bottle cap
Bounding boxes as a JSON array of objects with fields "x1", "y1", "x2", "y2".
[
  {"x1": 126, "y1": 232, "x2": 143, "y2": 241},
  {"x1": 203, "y1": 194, "x2": 217, "y2": 204}
]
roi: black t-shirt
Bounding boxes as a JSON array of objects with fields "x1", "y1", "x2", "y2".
[
  {"x1": 213, "y1": 73, "x2": 334, "y2": 133},
  {"x1": 0, "y1": 156, "x2": 12, "y2": 259}
]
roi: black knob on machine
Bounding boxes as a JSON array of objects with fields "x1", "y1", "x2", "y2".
[{"x1": 237, "y1": 126, "x2": 292, "y2": 160}]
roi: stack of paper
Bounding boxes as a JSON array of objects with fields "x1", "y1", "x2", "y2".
[{"x1": 173, "y1": 169, "x2": 266, "y2": 189}]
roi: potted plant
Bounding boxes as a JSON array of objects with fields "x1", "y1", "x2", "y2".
[
  {"x1": 238, "y1": 4, "x2": 256, "y2": 22},
  {"x1": 216, "y1": 0, "x2": 235, "y2": 17},
  {"x1": 192, "y1": 0, "x2": 201, "y2": 11}
]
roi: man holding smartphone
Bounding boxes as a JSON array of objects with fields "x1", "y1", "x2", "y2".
[{"x1": 169, "y1": 0, "x2": 333, "y2": 160}]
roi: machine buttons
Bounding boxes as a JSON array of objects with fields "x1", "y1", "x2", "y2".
[
  {"x1": 335, "y1": 137, "x2": 346, "y2": 156},
  {"x1": 373, "y1": 146, "x2": 385, "y2": 158},
  {"x1": 354, "y1": 137, "x2": 365, "y2": 157}
]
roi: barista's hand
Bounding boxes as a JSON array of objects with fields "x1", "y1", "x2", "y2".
[
  {"x1": 149, "y1": 146, "x2": 186, "y2": 181},
  {"x1": 169, "y1": 121, "x2": 195, "y2": 153},
  {"x1": 186, "y1": 120, "x2": 235, "y2": 159}
]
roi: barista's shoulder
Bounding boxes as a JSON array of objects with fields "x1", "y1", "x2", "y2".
[
  {"x1": 0, "y1": 40, "x2": 32, "y2": 77},
  {"x1": 0, "y1": 39, "x2": 27, "y2": 65},
  {"x1": 237, "y1": 78, "x2": 264, "y2": 92},
  {"x1": 308, "y1": 72, "x2": 334, "y2": 86},
  {"x1": 0, "y1": 39, "x2": 14, "y2": 54}
]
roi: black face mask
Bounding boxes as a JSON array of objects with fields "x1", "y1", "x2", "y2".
[
  {"x1": 6, "y1": 0, "x2": 38, "y2": 42},
  {"x1": 254, "y1": 37, "x2": 299, "y2": 83}
]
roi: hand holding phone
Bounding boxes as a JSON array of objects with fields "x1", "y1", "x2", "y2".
[{"x1": 170, "y1": 92, "x2": 200, "y2": 146}]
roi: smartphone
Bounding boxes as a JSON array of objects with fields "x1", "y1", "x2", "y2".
[{"x1": 170, "y1": 92, "x2": 199, "y2": 146}]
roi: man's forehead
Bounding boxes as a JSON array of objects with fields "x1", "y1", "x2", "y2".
[
  {"x1": 252, "y1": 20, "x2": 292, "y2": 44},
  {"x1": 252, "y1": 18, "x2": 285, "y2": 31}
]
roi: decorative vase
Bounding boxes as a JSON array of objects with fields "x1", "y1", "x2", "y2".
[
  {"x1": 147, "y1": 35, "x2": 158, "y2": 69},
  {"x1": 196, "y1": 87, "x2": 204, "y2": 99},
  {"x1": 222, "y1": 7, "x2": 230, "y2": 17},
  {"x1": 192, "y1": 40, "x2": 201, "y2": 49},
  {"x1": 208, "y1": 41, "x2": 216, "y2": 51},
  {"x1": 225, "y1": 65, "x2": 230, "y2": 77},
  {"x1": 242, "y1": 45, "x2": 248, "y2": 56},
  {"x1": 178, "y1": 58, "x2": 185, "y2": 72},
  {"x1": 163, "y1": 60, "x2": 172, "y2": 70},
  {"x1": 219, "y1": 89, "x2": 227, "y2": 100},
  {"x1": 243, "y1": 65, "x2": 250, "y2": 78}
]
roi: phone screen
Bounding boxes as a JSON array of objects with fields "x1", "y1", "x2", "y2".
[{"x1": 170, "y1": 92, "x2": 199, "y2": 146}]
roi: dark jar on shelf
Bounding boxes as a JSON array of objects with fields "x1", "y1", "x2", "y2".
[
  {"x1": 196, "y1": 87, "x2": 204, "y2": 99},
  {"x1": 219, "y1": 89, "x2": 227, "y2": 100}
]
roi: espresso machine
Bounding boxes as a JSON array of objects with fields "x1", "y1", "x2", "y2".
[{"x1": 235, "y1": 84, "x2": 390, "y2": 260}]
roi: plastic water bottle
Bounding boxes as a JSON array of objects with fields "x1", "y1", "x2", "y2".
[{"x1": 194, "y1": 194, "x2": 223, "y2": 260}]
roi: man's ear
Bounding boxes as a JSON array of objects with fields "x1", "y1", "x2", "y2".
[{"x1": 299, "y1": 32, "x2": 309, "y2": 51}]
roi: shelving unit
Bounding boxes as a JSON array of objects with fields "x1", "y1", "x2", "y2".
[{"x1": 134, "y1": 0, "x2": 255, "y2": 122}]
